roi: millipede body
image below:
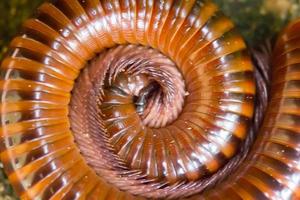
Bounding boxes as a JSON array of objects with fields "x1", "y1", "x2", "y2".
[{"x1": 0, "y1": 0, "x2": 299, "y2": 199}]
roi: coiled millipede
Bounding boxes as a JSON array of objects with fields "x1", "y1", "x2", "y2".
[{"x1": 0, "y1": 0, "x2": 299, "y2": 199}]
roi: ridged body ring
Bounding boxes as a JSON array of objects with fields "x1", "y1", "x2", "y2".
[{"x1": 0, "y1": 0, "x2": 299, "y2": 199}]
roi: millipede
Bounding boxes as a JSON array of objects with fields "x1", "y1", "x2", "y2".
[{"x1": 0, "y1": 0, "x2": 299, "y2": 199}]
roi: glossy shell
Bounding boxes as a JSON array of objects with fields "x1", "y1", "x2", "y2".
[
  {"x1": 199, "y1": 19, "x2": 300, "y2": 199},
  {"x1": 5, "y1": 0, "x2": 299, "y2": 199}
]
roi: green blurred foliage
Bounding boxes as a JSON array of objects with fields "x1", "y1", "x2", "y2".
[
  {"x1": 0, "y1": 168, "x2": 18, "y2": 200},
  {"x1": 0, "y1": 0, "x2": 43, "y2": 60},
  {"x1": 0, "y1": 0, "x2": 300, "y2": 199},
  {"x1": 214, "y1": 0, "x2": 300, "y2": 44}
]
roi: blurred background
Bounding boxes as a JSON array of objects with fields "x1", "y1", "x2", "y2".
[{"x1": 0, "y1": 0, "x2": 299, "y2": 199}]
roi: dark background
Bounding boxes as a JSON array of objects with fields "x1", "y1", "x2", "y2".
[{"x1": 0, "y1": 0, "x2": 299, "y2": 199}]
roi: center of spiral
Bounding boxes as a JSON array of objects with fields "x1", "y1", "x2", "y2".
[
  {"x1": 99, "y1": 46, "x2": 186, "y2": 129},
  {"x1": 70, "y1": 41, "x2": 254, "y2": 198},
  {"x1": 134, "y1": 81, "x2": 160, "y2": 115}
]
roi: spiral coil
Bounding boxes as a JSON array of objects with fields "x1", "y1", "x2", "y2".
[{"x1": 0, "y1": 0, "x2": 299, "y2": 199}]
